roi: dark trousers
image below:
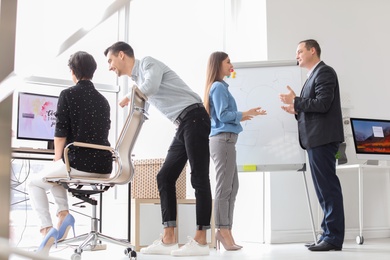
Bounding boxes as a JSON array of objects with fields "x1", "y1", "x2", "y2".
[
  {"x1": 307, "y1": 142, "x2": 345, "y2": 247},
  {"x1": 157, "y1": 107, "x2": 212, "y2": 230}
]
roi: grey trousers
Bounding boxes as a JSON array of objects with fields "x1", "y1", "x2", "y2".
[{"x1": 210, "y1": 132, "x2": 239, "y2": 229}]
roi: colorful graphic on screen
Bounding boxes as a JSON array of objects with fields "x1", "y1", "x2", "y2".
[
  {"x1": 350, "y1": 118, "x2": 390, "y2": 154},
  {"x1": 17, "y1": 92, "x2": 59, "y2": 141}
]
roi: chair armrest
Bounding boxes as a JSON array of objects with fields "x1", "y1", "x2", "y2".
[
  {"x1": 63, "y1": 142, "x2": 115, "y2": 178},
  {"x1": 72, "y1": 141, "x2": 114, "y2": 152}
]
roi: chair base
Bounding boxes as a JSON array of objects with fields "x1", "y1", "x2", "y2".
[
  {"x1": 59, "y1": 231, "x2": 133, "y2": 252},
  {"x1": 59, "y1": 231, "x2": 137, "y2": 259},
  {"x1": 56, "y1": 191, "x2": 136, "y2": 258}
]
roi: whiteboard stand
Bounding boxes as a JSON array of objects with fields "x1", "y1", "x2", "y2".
[
  {"x1": 298, "y1": 163, "x2": 318, "y2": 245},
  {"x1": 336, "y1": 163, "x2": 390, "y2": 244}
]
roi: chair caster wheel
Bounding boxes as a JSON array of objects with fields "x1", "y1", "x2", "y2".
[
  {"x1": 124, "y1": 247, "x2": 131, "y2": 255},
  {"x1": 71, "y1": 253, "x2": 81, "y2": 260},
  {"x1": 74, "y1": 248, "x2": 83, "y2": 254},
  {"x1": 124, "y1": 247, "x2": 137, "y2": 259},
  {"x1": 356, "y1": 235, "x2": 364, "y2": 245}
]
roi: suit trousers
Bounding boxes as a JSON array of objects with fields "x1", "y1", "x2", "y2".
[
  {"x1": 210, "y1": 132, "x2": 239, "y2": 229},
  {"x1": 307, "y1": 142, "x2": 345, "y2": 247}
]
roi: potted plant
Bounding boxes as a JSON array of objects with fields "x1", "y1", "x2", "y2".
[{"x1": 335, "y1": 151, "x2": 341, "y2": 165}]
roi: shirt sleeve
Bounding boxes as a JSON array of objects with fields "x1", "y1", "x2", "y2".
[
  {"x1": 138, "y1": 57, "x2": 163, "y2": 97},
  {"x1": 54, "y1": 91, "x2": 70, "y2": 138}
]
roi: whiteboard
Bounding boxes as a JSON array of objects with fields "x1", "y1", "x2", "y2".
[{"x1": 225, "y1": 61, "x2": 306, "y2": 171}]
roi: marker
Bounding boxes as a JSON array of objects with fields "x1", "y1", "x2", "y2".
[{"x1": 242, "y1": 164, "x2": 257, "y2": 171}]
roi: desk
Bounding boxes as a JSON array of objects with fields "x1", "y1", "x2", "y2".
[
  {"x1": 336, "y1": 164, "x2": 390, "y2": 244},
  {"x1": 12, "y1": 147, "x2": 54, "y2": 160},
  {"x1": 11, "y1": 148, "x2": 54, "y2": 206}
]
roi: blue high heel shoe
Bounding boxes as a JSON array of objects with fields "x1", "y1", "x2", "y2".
[
  {"x1": 57, "y1": 213, "x2": 76, "y2": 241},
  {"x1": 37, "y1": 228, "x2": 58, "y2": 255}
]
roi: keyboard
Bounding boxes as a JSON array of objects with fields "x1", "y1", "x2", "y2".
[{"x1": 12, "y1": 147, "x2": 54, "y2": 160}]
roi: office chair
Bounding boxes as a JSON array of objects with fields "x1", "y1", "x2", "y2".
[{"x1": 44, "y1": 86, "x2": 148, "y2": 260}]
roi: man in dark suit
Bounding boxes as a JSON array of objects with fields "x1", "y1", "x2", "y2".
[{"x1": 279, "y1": 39, "x2": 345, "y2": 251}]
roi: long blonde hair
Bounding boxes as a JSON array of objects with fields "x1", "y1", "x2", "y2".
[{"x1": 203, "y1": 51, "x2": 228, "y2": 115}]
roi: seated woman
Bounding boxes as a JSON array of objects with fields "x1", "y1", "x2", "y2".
[{"x1": 28, "y1": 51, "x2": 113, "y2": 255}]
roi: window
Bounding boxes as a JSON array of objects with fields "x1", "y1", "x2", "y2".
[
  {"x1": 224, "y1": 0, "x2": 267, "y2": 62},
  {"x1": 15, "y1": 0, "x2": 267, "y2": 88},
  {"x1": 14, "y1": 0, "x2": 122, "y2": 85},
  {"x1": 128, "y1": 0, "x2": 267, "y2": 96}
]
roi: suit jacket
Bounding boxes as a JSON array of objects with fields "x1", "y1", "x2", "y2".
[{"x1": 294, "y1": 61, "x2": 344, "y2": 149}]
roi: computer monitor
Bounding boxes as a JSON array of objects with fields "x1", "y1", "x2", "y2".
[
  {"x1": 350, "y1": 117, "x2": 390, "y2": 165},
  {"x1": 16, "y1": 92, "x2": 59, "y2": 149}
]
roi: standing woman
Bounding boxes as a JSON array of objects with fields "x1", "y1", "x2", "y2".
[{"x1": 203, "y1": 52, "x2": 266, "y2": 250}]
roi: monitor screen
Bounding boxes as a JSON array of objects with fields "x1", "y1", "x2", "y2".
[
  {"x1": 350, "y1": 117, "x2": 390, "y2": 163},
  {"x1": 16, "y1": 92, "x2": 59, "y2": 146}
]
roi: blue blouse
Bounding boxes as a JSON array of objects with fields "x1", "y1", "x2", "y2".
[{"x1": 209, "y1": 80, "x2": 243, "y2": 137}]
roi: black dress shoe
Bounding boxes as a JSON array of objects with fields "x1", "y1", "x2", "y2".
[
  {"x1": 308, "y1": 241, "x2": 342, "y2": 251},
  {"x1": 304, "y1": 240, "x2": 322, "y2": 247}
]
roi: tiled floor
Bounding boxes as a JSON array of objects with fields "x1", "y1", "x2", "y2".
[
  {"x1": 7, "y1": 236, "x2": 390, "y2": 260},
  {"x1": 7, "y1": 205, "x2": 390, "y2": 260},
  {"x1": 7, "y1": 171, "x2": 390, "y2": 260}
]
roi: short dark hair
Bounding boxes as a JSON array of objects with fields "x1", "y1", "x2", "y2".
[
  {"x1": 68, "y1": 51, "x2": 97, "y2": 80},
  {"x1": 300, "y1": 39, "x2": 321, "y2": 58},
  {"x1": 104, "y1": 41, "x2": 134, "y2": 58}
]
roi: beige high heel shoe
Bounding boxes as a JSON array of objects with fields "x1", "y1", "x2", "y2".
[
  {"x1": 215, "y1": 230, "x2": 241, "y2": 251},
  {"x1": 229, "y1": 229, "x2": 243, "y2": 249}
]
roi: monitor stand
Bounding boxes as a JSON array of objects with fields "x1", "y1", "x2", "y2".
[
  {"x1": 47, "y1": 141, "x2": 54, "y2": 150},
  {"x1": 366, "y1": 160, "x2": 379, "y2": 165}
]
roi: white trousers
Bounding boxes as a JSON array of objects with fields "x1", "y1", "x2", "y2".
[{"x1": 27, "y1": 160, "x2": 110, "y2": 229}]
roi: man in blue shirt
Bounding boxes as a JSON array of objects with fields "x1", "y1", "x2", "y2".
[{"x1": 104, "y1": 42, "x2": 212, "y2": 256}]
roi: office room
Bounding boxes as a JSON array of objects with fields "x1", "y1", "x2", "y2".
[{"x1": 1, "y1": 0, "x2": 390, "y2": 259}]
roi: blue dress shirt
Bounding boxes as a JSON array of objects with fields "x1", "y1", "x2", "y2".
[{"x1": 129, "y1": 56, "x2": 202, "y2": 122}]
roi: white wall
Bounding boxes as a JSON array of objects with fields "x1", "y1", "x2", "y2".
[
  {"x1": 263, "y1": 0, "x2": 390, "y2": 243},
  {"x1": 267, "y1": 0, "x2": 390, "y2": 119}
]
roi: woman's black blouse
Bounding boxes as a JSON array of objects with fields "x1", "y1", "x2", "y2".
[{"x1": 55, "y1": 80, "x2": 112, "y2": 174}]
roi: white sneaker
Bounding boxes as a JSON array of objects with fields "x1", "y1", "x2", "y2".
[
  {"x1": 171, "y1": 236, "x2": 210, "y2": 256},
  {"x1": 140, "y1": 235, "x2": 179, "y2": 255}
]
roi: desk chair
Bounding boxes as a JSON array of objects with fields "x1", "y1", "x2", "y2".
[{"x1": 45, "y1": 86, "x2": 148, "y2": 260}]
